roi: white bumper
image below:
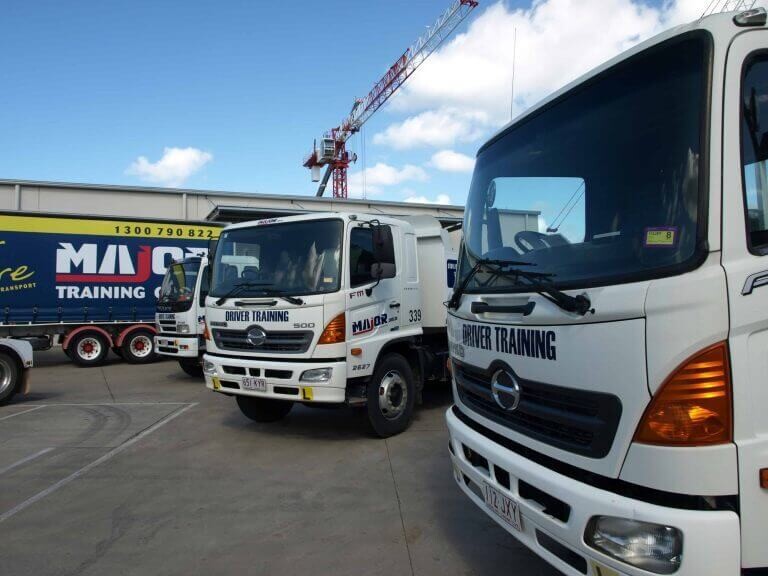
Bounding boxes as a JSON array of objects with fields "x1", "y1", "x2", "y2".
[
  {"x1": 446, "y1": 407, "x2": 741, "y2": 576},
  {"x1": 155, "y1": 335, "x2": 200, "y2": 358},
  {"x1": 203, "y1": 354, "x2": 347, "y2": 403}
]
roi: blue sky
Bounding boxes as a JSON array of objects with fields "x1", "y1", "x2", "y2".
[{"x1": 0, "y1": 0, "x2": 695, "y2": 206}]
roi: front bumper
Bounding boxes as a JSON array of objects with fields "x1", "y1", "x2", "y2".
[
  {"x1": 203, "y1": 354, "x2": 347, "y2": 403},
  {"x1": 446, "y1": 406, "x2": 741, "y2": 576},
  {"x1": 155, "y1": 335, "x2": 200, "y2": 358}
]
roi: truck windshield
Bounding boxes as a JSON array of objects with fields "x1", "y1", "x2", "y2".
[
  {"x1": 461, "y1": 33, "x2": 710, "y2": 292},
  {"x1": 209, "y1": 219, "x2": 343, "y2": 298},
  {"x1": 158, "y1": 261, "x2": 201, "y2": 303}
]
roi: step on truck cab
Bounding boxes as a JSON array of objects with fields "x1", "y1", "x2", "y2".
[
  {"x1": 446, "y1": 9, "x2": 768, "y2": 576},
  {"x1": 155, "y1": 256, "x2": 210, "y2": 377},
  {"x1": 203, "y1": 212, "x2": 458, "y2": 437}
]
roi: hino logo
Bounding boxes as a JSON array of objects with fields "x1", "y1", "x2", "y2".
[
  {"x1": 491, "y1": 369, "x2": 522, "y2": 412},
  {"x1": 246, "y1": 327, "x2": 267, "y2": 347}
]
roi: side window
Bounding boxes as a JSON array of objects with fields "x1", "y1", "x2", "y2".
[
  {"x1": 742, "y1": 53, "x2": 768, "y2": 253},
  {"x1": 349, "y1": 228, "x2": 375, "y2": 287}
]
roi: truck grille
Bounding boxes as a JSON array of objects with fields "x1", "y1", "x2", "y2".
[
  {"x1": 212, "y1": 328, "x2": 313, "y2": 354},
  {"x1": 454, "y1": 361, "x2": 621, "y2": 458},
  {"x1": 157, "y1": 319, "x2": 176, "y2": 333}
]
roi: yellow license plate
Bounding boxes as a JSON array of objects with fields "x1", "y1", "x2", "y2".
[
  {"x1": 590, "y1": 561, "x2": 620, "y2": 576},
  {"x1": 212, "y1": 377, "x2": 221, "y2": 391}
]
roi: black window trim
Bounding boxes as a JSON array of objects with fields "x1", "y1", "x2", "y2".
[{"x1": 463, "y1": 30, "x2": 714, "y2": 294}]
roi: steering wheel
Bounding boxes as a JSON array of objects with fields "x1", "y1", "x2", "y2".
[{"x1": 514, "y1": 230, "x2": 551, "y2": 253}]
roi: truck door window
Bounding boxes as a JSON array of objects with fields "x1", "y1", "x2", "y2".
[
  {"x1": 742, "y1": 52, "x2": 768, "y2": 254},
  {"x1": 350, "y1": 228, "x2": 375, "y2": 287},
  {"x1": 198, "y1": 266, "x2": 209, "y2": 306}
]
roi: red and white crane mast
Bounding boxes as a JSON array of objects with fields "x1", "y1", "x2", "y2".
[{"x1": 304, "y1": 0, "x2": 479, "y2": 198}]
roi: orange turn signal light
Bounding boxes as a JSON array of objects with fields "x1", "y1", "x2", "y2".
[
  {"x1": 635, "y1": 342, "x2": 732, "y2": 446},
  {"x1": 203, "y1": 322, "x2": 211, "y2": 341},
  {"x1": 351, "y1": 347, "x2": 362, "y2": 356},
  {"x1": 760, "y1": 468, "x2": 768, "y2": 490},
  {"x1": 318, "y1": 313, "x2": 345, "y2": 345}
]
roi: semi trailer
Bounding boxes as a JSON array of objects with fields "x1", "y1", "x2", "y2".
[
  {"x1": 0, "y1": 212, "x2": 221, "y2": 366},
  {"x1": 202, "y1": 212, "x2": 464, "y2": 437},
  {"x1": 155, "y1": 256, "x2": 209, "y2": 376},
  {"x1": 446, "y1": 8, "x2": 768, "y2": 576}
]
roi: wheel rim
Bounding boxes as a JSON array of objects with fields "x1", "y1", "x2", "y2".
[
  {"x1": 378, "y1": 370, "x2": 408, "y2": 420},
  {"x1": 129, "y1": 335, "x2": 152, "y2": 358},
  {"x1": 0, "y1": 357, "x2": 13, "y2": 396},
  {"x1": 78, "y1": 337, "x2": 102, "y2": 360}
]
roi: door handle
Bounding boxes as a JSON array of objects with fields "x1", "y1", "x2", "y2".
[
  {"x1": 471, "y1": 301, "x2": 536, "y2": 316},
  {"x1": 389, "y1": 302, "x2": 401, "y2": 309},
  {"x1": 742, "y1": 271, "x2": 768, "y2": 295}
]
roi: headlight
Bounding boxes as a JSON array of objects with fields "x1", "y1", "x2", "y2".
[
  {"x1": 177, "y1": 323, "x2": 190, "y2": 334},
  {"x1": 300, "y1": 367, "x2": 332, "y2": 382},
  {"x1": 203, "y1": 360, "x2": 216, "y2": 376},
  {"x1": 585, "y1": 516, "x2": 682, "y2": 574}
]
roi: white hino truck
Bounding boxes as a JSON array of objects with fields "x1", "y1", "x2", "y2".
[
  {"x1": 202, "y1": 212, "x2": 461, "y2": 436},
  {"x1": 155, "y1": 256, "x2": 209, "y2": 376},
  {"x1": 446, "y1": 9, "x2": 768, "y2": 576}
]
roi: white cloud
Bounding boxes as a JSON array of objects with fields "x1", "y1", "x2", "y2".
[
  {"x1": 347, "y1": 162, "x2": 428, "y2": 198},
  {"x1": 126, "y1": 147, "x2": 212, "y2": 187},
  {"x1": 431, "y1": 150, "x2": 475, "y2": 173},
  {"x1": 376, "y1": 0, "x2": 727, "y2": 150},
  {"x1": 373, "y1": 108, "x2": 490, "y2": 150},
  {"x1": 404, "y1": 194, "x2": 452, "y2": 205}
]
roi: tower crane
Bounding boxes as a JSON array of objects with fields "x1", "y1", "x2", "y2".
[{"x1": 303, "y1": 0, "x2": 479, "y2": 198}]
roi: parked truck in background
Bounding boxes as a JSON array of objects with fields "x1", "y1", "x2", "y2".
[
  {"x1": 446, "y1": 9, "x2": 768, "y2": 576},
  {"x1": 0, "y1": 338, "x2": 33, "y2": 404},
  {"x1": 0, "y1": 212, "x2": 221, "y2": 366},
  {"x1": 202, "y1": 212, "x2": 468, "y2": 437},
  {"x1": 155, "y1": 256, "x2": 209, "y2": 376}
]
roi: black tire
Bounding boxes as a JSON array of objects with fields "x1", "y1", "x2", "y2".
[
  {"x1": 236, "y1": 396, "x2": 293, "y2": 423},
  {"x1": 69, "y1": 331, "x2": 110, "y2": 367},
  {"x1": 179, "y1": 358, "x2": 203, "y2": 377},
  {"x1": 366, "y1": 353, "x2": 416, "y2": 438},
  {"x1": 0, "y1": 351, "x2": 20, "y2": 404},
  {"x1": 120, "y1": 329, "x2": 157, "y2": 364},
  {"x1": 112, "y1": 346, "x2": 124, "y2": 359}
]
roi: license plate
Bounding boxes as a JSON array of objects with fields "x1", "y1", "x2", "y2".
[
  {"x1": 241, "y1": 377, "x2": 267, "y2": 392},
  {"x1": 484, "y1": 483, "x2": 522, "y2": 532},
  {"x1": 590, "y1": 561, "x2": 620, "y2": 576}
]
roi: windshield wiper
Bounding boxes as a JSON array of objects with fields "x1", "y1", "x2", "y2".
[
  {"x1": 214, "y1": 282, "x2": 272, "y2": 306},
  {"x1": 499, "y1": 267, "x2": 593, "y2": 316},
  {"x1": 256, "y1": 288, "x2": 304, "y2": 306},
  {"x1": 447, "y1": 258, "x2": 536, "y2": 310}
]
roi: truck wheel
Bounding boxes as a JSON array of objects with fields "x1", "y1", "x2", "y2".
[
  {"x1": 236, "y1": 396, "x2": 293, "y2": 423},
  {"x1": 366, "y1": 354, "x2": 416, "y2": 438},
  {"x1": 179, "y1": 358, "x2": 203, "y2": 377},
  {"x1": 69, "y1": 332, "x2": 109, "y2": 367},
  {"x1": 0, "y1": 352, "x2": 20, "y2": 404},
  {"x1": 121, "y1": 330, "x2": 156, "y2": 364}
]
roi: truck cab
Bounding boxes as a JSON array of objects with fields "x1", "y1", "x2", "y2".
[
  {"x1": 446, "y1": 9, "x2": 768, "y2": 576},
  {"x1": 155, "y1": 256, "x2": 209, "y2": 376},
  {"x1": 203, "y1": 212, "x2": 458, "y2": 436}
]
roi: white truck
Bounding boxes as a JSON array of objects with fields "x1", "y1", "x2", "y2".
[
  {"x1": 0, "y1": 338, "x2": 33, "y2": 404},
  {"x1": 155, "y1": 256, "x2": 209, "y2": 376},
  {"x1": 202, "y1": 212, "x2": 459, "y2": 436},
  {"x1": 446, "y1": 9, "x2": 768, "y2": 576}
]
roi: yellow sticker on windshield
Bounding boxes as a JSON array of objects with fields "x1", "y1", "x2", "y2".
[{"x1": 644, "y1": 227, "x2": 678, "y2": 248}]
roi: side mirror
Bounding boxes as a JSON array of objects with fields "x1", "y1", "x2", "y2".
[
  {"x1": 371, "y1": 262, "x2": 396, "y2": 280},
  {"x1": 372, "y1": 225, "x2": 395, "y2": 265}
]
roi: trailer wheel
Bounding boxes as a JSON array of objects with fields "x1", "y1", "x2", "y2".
[
  {"x1": 366, "y1": 353, "x2": 416, "y2": 438},
  {"x1": 179, "y1": 358, "x2": 203, "y2": 377},
  {"x1": 236, "y1": 396, "x2": 293, "y2": 423},
  {"x1": 121, "y1": 329, "x2": 156, "y2": 364},
  {"x1": 69, "y1": 332, "x2": 109, "y2": 367},
  {"x1": 0, "y1": 352, "x2": 20, "y2": 404}
]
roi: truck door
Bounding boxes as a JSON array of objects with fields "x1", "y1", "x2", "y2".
[
  {"x1": 347, "y1": 223, "x2": 400, "y2": 359},
  {"x1": 721, "y1": 29, "x2": 768, "y2": 570}
]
